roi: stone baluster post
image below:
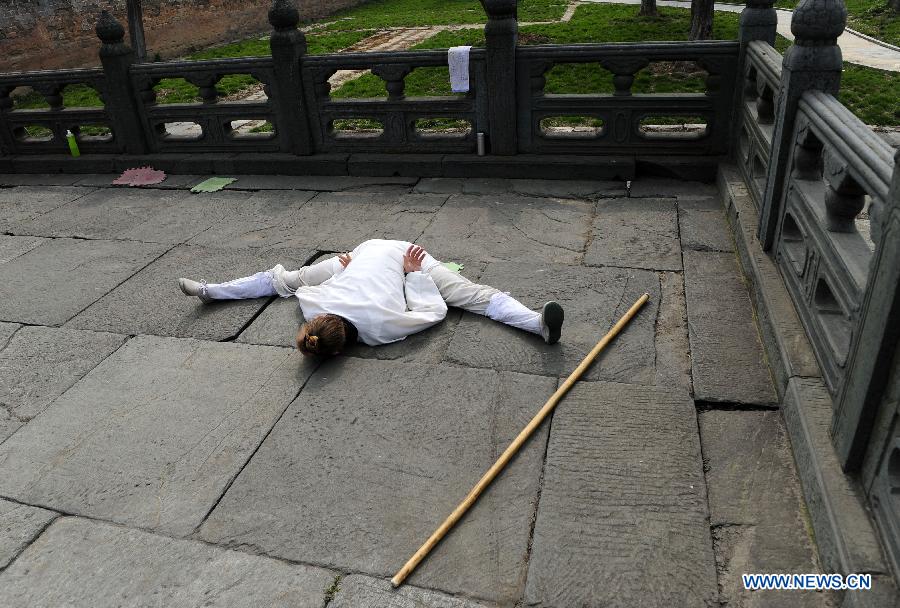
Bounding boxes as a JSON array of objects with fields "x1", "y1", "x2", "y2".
[
  {"x1": 481, "y1": 0, "x2": 518, "y2": 155},
  {"x1": 268, "y1": 0, "x2": 313, "y2": 155},
  {"x1": 96, "y1": 10, "x2": 148, "y2": 154},
  {"x1": 757, "y1": 0, "x2": 846, "y2": 250}
]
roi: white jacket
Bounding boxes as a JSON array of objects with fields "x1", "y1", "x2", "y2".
[{"x1": 294, "y1": 239, "x2": 447, "y2": 345}]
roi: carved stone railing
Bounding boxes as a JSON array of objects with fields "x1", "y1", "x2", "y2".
[
  {"x1": 515, "y1": 42, "x2": 738, "y2": 155},
  {"x1": 129, "y1": 58, "x2": 280, "y2": 153},
  {"x1": 773, "y1": 90, "x2": 893, "y2": 397},
  {"x1": 736, "y1": 40, "x2": 781, "y2": 207},
  {"x1": 301, "y1": 49, "x2": 487, "y2": 154},
  {"x1": 0, "y1": 68, "x2": 116, "y2": 155}
]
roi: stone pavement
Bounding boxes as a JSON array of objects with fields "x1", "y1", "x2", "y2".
[{"x1": 0, "y1": 173, "x2": 835, "y2": 606}]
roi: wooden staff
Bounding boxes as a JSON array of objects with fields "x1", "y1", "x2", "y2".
[{"x1": 391, "y1": 292, "x2": 651, "y2": 588}]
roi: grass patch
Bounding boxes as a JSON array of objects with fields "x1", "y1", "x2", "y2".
[
  {"x1": 186, "y1": 30, "x2": 375, "y2": 59},
  {"x1": 716, "y1": 0, "x2": 899, "y2": 46},
  {"x1": 839, "y1": 64, "x2": 900, "y2": 125},
  {"x1": 322, "y1": 0, "x2": 567, "y2": 31}
]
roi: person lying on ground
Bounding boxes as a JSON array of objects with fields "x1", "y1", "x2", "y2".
[{"x1": 177, "y1": 239, "x2": 564, "y2": 357}]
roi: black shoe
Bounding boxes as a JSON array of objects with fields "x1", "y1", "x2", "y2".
[{"x1": 540, "y1": 301, "x2": 564, "y2": 345}]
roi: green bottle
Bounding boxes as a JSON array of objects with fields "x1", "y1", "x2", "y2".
[{"x1": 66, "y1": 130, "x2": 80, "y2": 157}]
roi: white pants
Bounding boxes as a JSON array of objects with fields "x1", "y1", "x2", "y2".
[{"x1": 202, "y1": 257, "x2": 542, "y2": 335}]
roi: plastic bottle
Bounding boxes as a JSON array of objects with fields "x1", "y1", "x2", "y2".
[{"x1": 66, "y1": 130, "x2": 80, "y2": 157}]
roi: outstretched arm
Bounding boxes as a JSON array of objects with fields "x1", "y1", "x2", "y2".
[{"x1": 403, "y1": 245, "x2": 447, "y2": 315}]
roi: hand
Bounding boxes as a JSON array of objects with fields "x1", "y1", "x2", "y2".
[
  {"x1": 338, "y1": 252, "x2": 352, "y2": 268},
  {"x1": 403, "y1": 245, "x2": 427, "y2": 273}
]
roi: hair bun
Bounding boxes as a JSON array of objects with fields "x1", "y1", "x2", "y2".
[{"x1": 305, "y1": 334, "x2": 319, "y2": 351}]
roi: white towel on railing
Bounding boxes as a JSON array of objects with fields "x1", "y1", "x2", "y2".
[{"x1": 448, "y1": 46, "x2": 472, "y2": 93}]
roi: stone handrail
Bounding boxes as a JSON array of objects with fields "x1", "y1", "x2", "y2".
[
  {"x1": 516, "y1": 41, "x2": 739, "y2": 155},
  {"x1": 0, "y1": 67, "x2": 114, "y2": 155}
]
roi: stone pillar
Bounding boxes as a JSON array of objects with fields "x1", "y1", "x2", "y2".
[
  {"x1": 96, "y1": 10, "x2": 149, "y2": 155},
  {"x1": 126, "y1": 0, "x2": 147, "y2": 62},
  {"x1": 739, "y1": 0, "x2": 777, "y2": 48},
  {"x1": 268, "y1": 0, "x2": 314, "y2": 156},
  {"x1": 757, "y1": 0, "x2": 846, "y2": 250},
  {"x1": 481, "y1": 0, "x2": 518, "y2": 155}
]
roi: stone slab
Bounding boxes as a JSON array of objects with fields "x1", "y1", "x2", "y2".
[
  {"x1": 14, "y1": 187, "x2": 264, "y2": 244},
  {"x1": 71, "y1": 174, "x2": 202, "y2": 189},
  {"x1": 446, "y1": 262, "x2": 661, "y2": 383},
  {"x1": 525, "y1": 381, "x2": 717, "y2": 608},
  {"x1": 0, "y1": 336, "x2": 313, "y2": 536},
  {"x1": 0, "y1": 327, "x2": 126, "y2": 442},
  {"x1": 0, "y1": 517, "x2": 334, "y2": 607},
  {"x1": 701, "y1": 410, "x2": 832, "y2": 607},
  {"x1": 678, "y1": 197, "x2": 734, "y2": 253},
  {"x1": 585, "y1": 197, "x2": 682, "y2": 271},
  {"x1": 441, "y1": 154, "x2": 635, "y2": 180},
  {"x1": 190, "y1": 191, "x2": 447, "y2": 252},
  {"x1": 0, "y1": 498, "x2": 56, "y2": 570},
  {"x1": 0, "y1": 322, "x2": 20, "y2": 352},
  {"x1": 656, "y1": 271, "x2": 693, "y2": 391},
  {"x1": 417, "y1": 193, "x2": 592, "y2": 265},
  {"x1": 683, "y1": 250, "x2": 777, "y2": 405},
  {"x1": 0, "y1": 235, "x2": 49, "y2": 264},
  {"x1": 415, "y1": 177, "x2": 626, "y2": 199},
  {"x1": 629, "y1": 177, "x2": 719, "y2": 199},
  {"x1": 0, "y1": 238, "x2": 168, "y2": 326},
  {"x1": 347, "y1": 153, "x2": 444, "y2": 178},
  {"x1": 224, "y1": 174, "x2": 419, "y2": 191},
  {"x1": 0, "y1": 174, "x2": 84, "y2": 186},
  {"x1": 67, "y1": 245, "x2": 314, "y2": 340},
  {"x1": 330, "y1": 575, "x2": 494, "y2": 608},
  {"x1": 0, "y1": 185, "x2": 93, "y2": 230},
  {"x1": 200, "y1": 359, "x2": 554, "y2": 604}
]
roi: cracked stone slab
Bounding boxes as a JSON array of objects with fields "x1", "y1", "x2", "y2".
[
  {"x1": 0, "y1": 336, "x2": 313, "y2": 536},
  {"x1": 0, "y1": 235, "x2": 49, "y2": 264},
  {"x1": 525, "y1": 381, "x2": 717, "y2": 608},
  {"x1": 237, "y1": 259, "x2": 485, "y2": 364},
  {"x1": 0, "y1": 517, "x2": 334, "y2": 607},
  {"x1": 585, "y1": 198, "x2": 681, "y2": 271},
  {"x1": 0, "y1": 186, "x2": 93, "y2": 230},
  {"x1": 630, "y1": 178, "x2": 719, "y2": 199},
  {"x1": 678, "y1": 197, "x2": 734, "y2": 253},
  {"x1": 701, "y1": 410, "x2": 833, "y2": 608},
  {"x1": 656, "y1": 271, "x2": 693, "y2": 391},
  {"x1": 330, "y1": 575, "x2": 495, "y2": 608},
  {"x1": 0, "y1": 238, "x2": 168, "y2": 326},
  {"x1": 446, "y1": 262, "x2": 661, "y2": 383},
  {"x1": 0, "y1": 327, "x2": 126, "y2": 442},
  {"x1": 191, "y1": 191, "x2": 446, "y2": 252},
  {"x1": 0, "y1": 322, "x2": 20, "y2": 352},
  {"x1": 0, "y1": 498, "x2": 56, "y2": 570},
  {"x1": 177, "y1": 189, "x2": 317, "y2": 249},
  {"x1": 417, "y1": 193, "x2": 592, "y2": 265},
  {"x1": 13, "y1": 188, "x2": 265, "y2": 244},
  {"x1": 200, "y1": 359, "x2": 554, "y2": 604},
  {"x1": 683, "y1": 251, "x2": 777, "y2": 405},
  {"x1": 67, "y1": 245, "x2": 314, "y2": 340},
  {"x1": 414, "y1": 177, "x2": 625, "y2": 199}
]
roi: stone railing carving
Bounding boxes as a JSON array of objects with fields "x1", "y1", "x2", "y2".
[
  {"x1": 0, "y1": 68, "x2": 114, "y2": 155},
  {"x1": 515, "y1": 41, "x2": 738, "y2": 155},
  {"x1": 301, "y1": 49, "x2": 487, "y2": 154},
  {"x1": 736, "y1": 40, "x2": 782, "y2": 207}
]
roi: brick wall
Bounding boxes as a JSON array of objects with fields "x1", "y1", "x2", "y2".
[{"x1": 0, "y1": 0, "x2": 367, "y2": 72}]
